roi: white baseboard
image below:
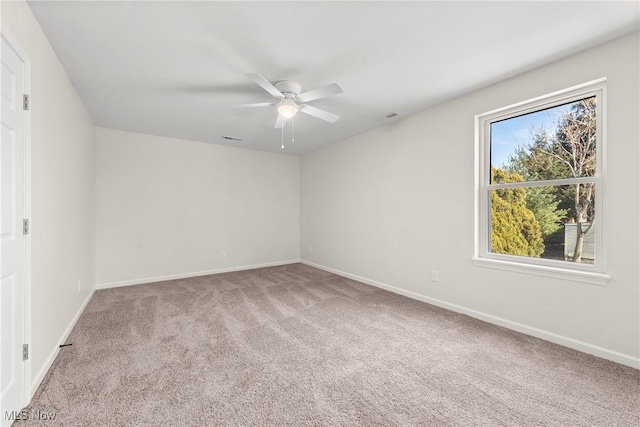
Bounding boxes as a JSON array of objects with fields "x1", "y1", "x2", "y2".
[
  {"x1": 301, "y1": 259, "x2": 640, "y2": 370},
  {"x1": 31, "y1": 287, "x2": 96, "y2": 397},
  {"x1": 95, "y1": 259, "x2": 301, "y2": 290}
]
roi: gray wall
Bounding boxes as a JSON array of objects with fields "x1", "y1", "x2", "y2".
[{"x1": 95, "y1": 128, "x2": 300, "y2": 286}]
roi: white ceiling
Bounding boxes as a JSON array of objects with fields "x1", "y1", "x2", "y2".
[{"x1": 28, "y1": 1, "x2": 639, "y2": 155}]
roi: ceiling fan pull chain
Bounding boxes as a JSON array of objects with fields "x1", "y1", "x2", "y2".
[
  {"x1": 281, "y1": 120, "x2": 285, "y2": 149},
  {"x1": 292, "y1": 116, "x2": 295, "y2": 143}
]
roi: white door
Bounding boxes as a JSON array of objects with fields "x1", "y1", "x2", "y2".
[{"x1": 0, "y1": 34, "x2": 28, "y2": 424}]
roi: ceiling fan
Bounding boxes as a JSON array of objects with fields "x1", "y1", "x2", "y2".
[{"x1": 239, "y1": 73, "x2": 343, "y2": 128}]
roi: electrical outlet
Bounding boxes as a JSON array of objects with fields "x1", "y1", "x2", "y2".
[
  {"x1": 431, "y1": 270, "x2": 439, "y2": 283},
  {"x1": 308, "y1": 246, "x2": 313, "y2": 253},
  {"x1": 221, "y1": 250, "x2": 227, "y2": 258}
]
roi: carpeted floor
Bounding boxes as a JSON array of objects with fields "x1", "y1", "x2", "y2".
[{"x1": 15, "y1": 263, "x2": 639, "y2": 426}]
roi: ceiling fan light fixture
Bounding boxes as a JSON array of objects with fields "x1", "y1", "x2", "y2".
[{"x1": 277, "y1": 99, "x2": 299, "y2": 118}]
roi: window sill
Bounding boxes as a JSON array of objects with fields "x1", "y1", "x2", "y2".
[{"x1": 472, "y1": 257, "x2": 610, "y2": 286}]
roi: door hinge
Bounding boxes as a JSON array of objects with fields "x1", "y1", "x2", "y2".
[
  {"x1": 23, "y1": 218, "x2": 29, "y2": 235},
  {"x1": 23, "y1": 344, "x2": 29, "y2": 361},
  {"x1": 23, "y1": 94, "x2": 29, "y2": 111}
]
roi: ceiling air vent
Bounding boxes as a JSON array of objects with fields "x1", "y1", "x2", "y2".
[
  {"x1": 221, "y1": 136, "x2": 242, "y2": 141},
  {"x1": 385, "y1": 113, "x2": 399, "y2": 119}
]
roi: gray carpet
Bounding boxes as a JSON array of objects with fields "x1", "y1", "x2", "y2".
[{"x1": 16, "y1": 264, "x2": 639, "y2": 426}]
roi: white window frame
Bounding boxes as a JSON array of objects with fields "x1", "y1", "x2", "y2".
[{"x1": 473, "y1": 79, "x2": 609, "y2": 286}]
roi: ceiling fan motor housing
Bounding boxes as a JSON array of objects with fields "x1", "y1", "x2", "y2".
[{"x1": 274, "y1": 80, "x2": 302, "y2": 98}]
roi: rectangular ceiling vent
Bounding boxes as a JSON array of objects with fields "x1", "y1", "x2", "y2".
[
  {"x1": 385, "y1": 113, "x2": 399, "y2": 119},
  {"x1": 221, "y1": 136, "x2": 242, "y2": 141}
]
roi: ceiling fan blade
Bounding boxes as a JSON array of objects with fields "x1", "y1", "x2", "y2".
[
  {"x1": 233, "y1": 102, "x2": 274, "y2": 108},
  {"x1": 274, "y1": 115, "x2": 285, "y2": 129},
  {"x1": 297, "y1": 83, "x2": 343, "y2": 103},
  {"x1": 299, "y1": 104, "x2": 340, "y2": 123},
  {"x1": 246, "y1": 73, "x2": 284, "y2": 99}
]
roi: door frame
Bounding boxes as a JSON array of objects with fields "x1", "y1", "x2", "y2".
[{"x1": 1, "y1": 26, "x2": 32, "y2": 407}]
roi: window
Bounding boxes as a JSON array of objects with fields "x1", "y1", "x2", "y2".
[{"x1": 474, "y1": 79, "x2": 608, "y2": 285}]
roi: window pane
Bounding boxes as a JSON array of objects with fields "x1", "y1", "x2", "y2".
[
  {"x1": 490, "y1": 96, "x2": 596, "y2": 183},
  {"x1": 490, "y1": 183, "x2": 595, "y2": 264}
]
